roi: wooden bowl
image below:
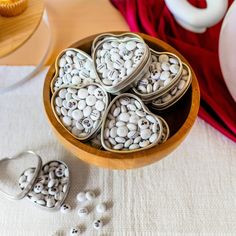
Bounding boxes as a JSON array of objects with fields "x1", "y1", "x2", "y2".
[{"x1": 43, "y1": 32, "x2": 200, "y2": 169}]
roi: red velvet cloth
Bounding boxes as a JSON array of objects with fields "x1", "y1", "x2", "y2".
[{"x1": 111, "y1": 0, "x2": 236, "y2": 142}]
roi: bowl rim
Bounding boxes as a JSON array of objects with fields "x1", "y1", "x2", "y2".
[{"x1": 43, "y1": 31, "x2": 200, "y2": 169}]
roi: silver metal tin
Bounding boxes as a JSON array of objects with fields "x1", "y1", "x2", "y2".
[
  {"x1": 100, "y1": 93, "x2": 164, "y2": 153},
  {"x1": 92, "y1": 34, "x2": 151, "y2": 94},
  {"x1": 151, "y1": 63, "x2": 192, "y2": 110},
  {"x1": 51, "y1": 83, "x2": 110, "y2": 141},
  {"x1": 50, "y1": 48, "x2": 100, "y2": 94},
  {"x1": 132, "y1": 49, "x2": 183, "y2": 100}
]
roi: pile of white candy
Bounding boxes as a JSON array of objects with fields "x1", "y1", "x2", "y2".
[
  {"x1": 50, "y1": 32, "x2": 193, "y2": 152},
  {"x1": 134, "y1": 51, "x2": 181, "y2": 95},
  {"x1": 53, "y1": 84, "x2": 108, "y2": 140},
  {"x1": 102, "y1": 95, "x2": 162, "y2": 151},
  {"x1": 18, "y1": 161, "x2": 69, "y2": 210},
  {"x1": 94, "y1": 40, "x2": 146, "y2": 87},
  {"x1": 152, "y1": 64, "x2": 192, "y2": 109},
  {"x1": 52, "y1": 49, "x2": 98, "y2": 92}
]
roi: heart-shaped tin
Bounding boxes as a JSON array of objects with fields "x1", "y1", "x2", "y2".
[
  {"x1": 19, "y1": 160, "x2": 70, "y2": 211},
  {"x1": 50, "y1": 48, "x2": 99, "y2": 93},
  {"x1": 51, "y1": 83, "x2": 109, "y2": 141},
  {"x1": 92, "y1": 34, "x2": 151, "y2": 94},
  {"x1": 101, "y1": 93, "x2": 163, "y2": 153},
  {"x1": 151, "y1": 63, "x2": 192, "y2": 110},
  {"x1": 132, "y1": 49, "x2": 183, "y2": 100}
]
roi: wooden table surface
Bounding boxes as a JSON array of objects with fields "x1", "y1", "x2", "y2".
[{"x1": 0, "y1": 0, "x2": 128, "y2": 65}]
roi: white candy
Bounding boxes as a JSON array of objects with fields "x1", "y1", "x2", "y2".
[
  {"x1": 127, "y1": 123, "x2": 137, "y2": 131},
  {"x1": 72, "y1": 110, "x2": 83, "y2": 120},
  {"x1": 85, "y1": 191, "x2": 96, "y2": 201},
  {"x1": 93, "y1": 220, "x2": 103, "y2": 230},
  {"x1": 160, "y1": 71, "x2": 170, "y2": 81},
  {"x1": 76, "y1": 192, "x2": 87, "y2": 202},
  {"x1": 138, "y1": 118, "x2": 149, "y2": 129},
  {"x1": 96, "y1": 203, "x2": 106, "y2": 213},
  {"x1": 86, "y1": 95, "x2": 96, "y2": 106},
  {"x1": 149, "y1": 133, "x2": 158, "y2": 143},
  {"x1": 170, "y1": 64, "x2": 179, "y2": 74},
  {"x1": 78, "y1": 100, "x2": 86, "y2": 110},
  {"x1": 119, "y1": 113, "x2": 130, "y2": 122},
  {"x1": 19, "y1": 175, "x2": 27, "y2": 184},
  {"x1": 60, "y1": 203, "x2": 71, "y2": 214},
  {"x1": 178, "y1": 80, "x2": 186, "y2": 90},
  {"x1": 126, "y1": 41, "x2": 137, "y2": 51},
  {"x1": 95, "y1": 100, "x2": 105, "y2": 111},
  {"x1": 129, "y1": 143, "x2": 139, "y2": 150},
  {"x1": 159, "y1": 54, "x2": 169, "y2": 63},
  {"x1": 78, "y1": 207, "x2": 88, "y2": 217},
  {"x1": 124, "y1": 139, "x2": 133, "y2": 147},
  {"x1": 70, "y1": 227, "x2": 81, "y2": 235},
  {"x1": 90, "y1": 110, "x2": 100, "y2": 121},
  {"x1": 59, "y1": 58, "x2": 66, "y2": 67},
  {"x1": 110, "y1": 127, "x2": 117, "y2": 138},
  {"x1": 140, "y1": 129, "x2": 152, "y2": 140},
  {"x1": 139, "y1": 140, "x2": 150, "y2": 147},
  {"x1": 114, "y1": 143, "x2": 123, "y2": 149},
  {"x1": 62, "y1": 116, "x2": 72, "y2": 127},
  {"x1": 83, "y1": 106, "x2": 92, "y2": 117},
  {"x1": 77, "y1": 88, "x2": 88, "y2": 99},
  {"x1": 55, "y1": 97, "x2": 62, "y2": 107},
  {"x1": 58, "y1": 89, "x2": 67, "y2": 98},
  {"x1": 117, "y1": 126, "x2": 128, "y2": 137},
  {"x1": 33, "y1": 183, "x2": 43, "y2": 193}
]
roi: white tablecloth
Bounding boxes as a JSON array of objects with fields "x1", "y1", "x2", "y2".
[{"x1": 0, "y1": 66, "x2": 235, "y2": 236}]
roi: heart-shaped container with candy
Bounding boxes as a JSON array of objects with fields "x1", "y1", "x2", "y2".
[
  {"x1": 151, "y1": 63, "x2": 192, "y2": 110},
  {"x1": 50, "y1": 48, "x2": 99, "y2": 93},
  {"x1": 92, "y1": 33, "x2": 152, "y2": 94},
  {"x1": 132, "y1": 49, "x2": 183, "y2": 102},
  {"x1": 51, "y1": 83, "x2": 110, "y2": 141},
  {"x1": 101, "y1": 93, "x2": 164, "y2": 153},
  {"x1": 0, "y1": 151, "x2": 70, "y2": 211}
]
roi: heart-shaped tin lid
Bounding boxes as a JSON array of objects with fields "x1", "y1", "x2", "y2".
[{"x1": 0, "y1": 151, "x2": 42, "y2": 200}]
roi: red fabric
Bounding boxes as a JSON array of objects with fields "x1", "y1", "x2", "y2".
[{"x1": 111, "y1": 0, "x2": 236, "y2": 142}]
